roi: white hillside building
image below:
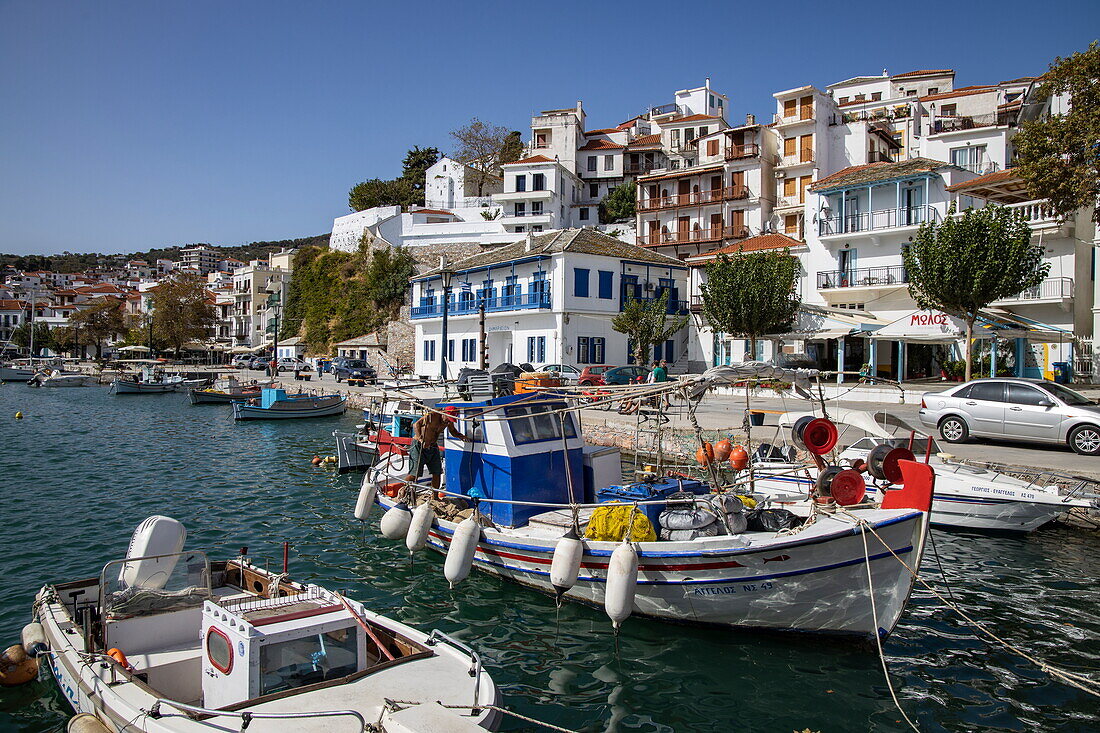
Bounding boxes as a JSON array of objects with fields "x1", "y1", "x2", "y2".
[{"x1": 410, "y1": 229, "x2": 689, "y2": 377}]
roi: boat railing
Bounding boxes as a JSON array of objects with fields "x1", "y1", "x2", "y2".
[
  {"x1": 147, "y1": 699, "x2": 367, "y2": 732},
  {"x1": 948, "y1": 459, "x2": 1100, "y2": 500},
  {"x1": 426, "y1": 628, "x2": 484, "y2": 710}
]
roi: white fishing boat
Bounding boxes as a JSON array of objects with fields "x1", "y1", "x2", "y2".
[
  {"x1": 24, "y1": 516, "x2": 501, "y2": 732},
  {"x1": 233, "y1": 388, "x2": 346, "y2": 420},
  {"x1": 333, "y1": 395, "x2": 438, "y2": 473},
  {"x1": 750, "y1": 410, "x2": 1099, "y2": 533},
  {"x1": 34, "y1": 369, "x2": 94, "y2": 387},
  {"x1": 112, "y1": 368, "x2": 186, "y2": 394},
  {"x1": 360, "y1": 388, "x2": 936, "y2": 639}
]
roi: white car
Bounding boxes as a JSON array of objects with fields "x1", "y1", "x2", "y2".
[{"x1": 537, "y1": 364, "x2": 580, "y2": 384}]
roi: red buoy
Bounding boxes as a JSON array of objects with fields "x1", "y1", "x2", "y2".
[
  {"x1": 695, "y1": 442, "x2": 715, "y2": 466},
  {"x1": 713, "y1": 439, "x2": 733, "y2": 462},
  {"x1": 728, "y1": 445, "x2": 749, "y2": 471}
]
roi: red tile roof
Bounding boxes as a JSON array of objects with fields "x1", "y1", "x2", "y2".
[
  {"x1": 578, "y1": 139, "x2": 624, "y2": 151},
  {"x1": 945, "y1": 168, "x2": 1018, "y2": 192},
  {"x1": 809, "y1": 157, "x2": 949, "y2": 192},
  {"x1": 413, "y1": 208, "x2": 457, "y2": 216},
  {"x1": 920, "y1": 86, "x2": 994, "y2": 102},
  {"x1": 585, "y1": 128, "x2": 621, "y2": 135},
  {"x1": 507, "y1": 155, "x2": 555, "y2": 165},
  {"x1": 689, "y1": 234, "x2": 805, "y2": 261},
  {"x1": 665, "y1": 113, "x2": 719, "y2": 124},
  {"x1": 893, "y1": 69, "x2": 953, "y2": 79},
  {"x1": 0, "y1": 299, "x2": 25, "y2": 310},
  {"x1": 627, "y1": 134, "x2": 661, "y2": 148}
]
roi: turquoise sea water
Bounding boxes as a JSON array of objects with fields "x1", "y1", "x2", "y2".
[{"x1": 0, "y1": 386, "x2": 1097, "y2": 732}]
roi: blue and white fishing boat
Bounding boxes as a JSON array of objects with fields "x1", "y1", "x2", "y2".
[
  {"x1": 361, "y1": 386, "x2": 937, "y2": 639},
  {"x1": 233, "y1": 388, "x2": 346, "y2": 420}
]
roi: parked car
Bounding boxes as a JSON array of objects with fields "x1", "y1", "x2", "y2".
[
  {"x1": 918, "y1": 378, "x2": 1100, "y2": 456},
  {"x1": 538, "y1": 364, "x2": 580, "y2": 384},
  {"x1": 603, "y1": 365, "x2": 651, "y2": 385},
  {"x1": 232, "y1": 356, "x2": 252, "y2": 369},
  {"x1": 577, "y1": 365, "x2": 615, "y2": 386},
  {"x1": 276, "y1": 357, "x2": 308, "y2": 373},
  {"x1": 331, "y1": 357, "x2": 377, "y2": 383},
  {"x1": 248, "y1": 356, "x2": 272, "y2": 370}
]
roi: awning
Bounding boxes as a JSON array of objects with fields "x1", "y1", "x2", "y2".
[
  {"x1": 117, "y1": 345, "x2": 151, "y2": 353},
  {"x1": 771, "y1": 304, "x2": 887, "y2": 340},
  {"x1": 870, "y1": 309, "x2": 1068, "y2": 343}
]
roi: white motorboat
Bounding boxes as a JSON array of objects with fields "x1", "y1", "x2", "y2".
[
  {"x1": 750, "y1": 409, "x2": 1099, "y2": 533},
  {"x1": 112, "y1": 368, "x2": 186, "y2": 394},
  {"x1": 361, "y1": 393, "x2": 936, "y2": 639},
  {"x1": 26, "y1": 516, "x2": 501, "y2": 731},
  {"x1": 34, "y1": 369, "x2": 94, "y2": 387}
]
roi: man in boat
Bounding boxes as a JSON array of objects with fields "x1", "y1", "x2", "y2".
[{"x1": 406, "y1": 406, "x2": 469, "y2": 489}]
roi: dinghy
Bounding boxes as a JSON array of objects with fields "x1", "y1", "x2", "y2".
[
  {"x1": 28, "y1": 516, "x2": 501, "y2": 731},
  {"x1": 232, "y1": 388, "x2": 346, "y2": 420}
]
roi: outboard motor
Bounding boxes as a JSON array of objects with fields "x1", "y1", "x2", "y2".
[{"x1": 118, "y1": 516, "x2": 187, "y2": 590}]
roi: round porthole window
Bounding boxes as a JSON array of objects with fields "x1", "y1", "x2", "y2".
[{"x1": 207, "y1": 627, "x2": 233, "y2": 674}]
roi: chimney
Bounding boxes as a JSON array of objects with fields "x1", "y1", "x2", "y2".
[
  {"x1": 705, "y1": 77, "x2": 711, "y2": 89},
  {"x1": 746, "y1": 113, "x2": 755, "y2": 125},
  {"x1": 525, "y1": 231, "x2": 535, "y2": 251}
]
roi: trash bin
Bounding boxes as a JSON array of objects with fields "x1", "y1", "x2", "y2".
[
  {"x1": 1052, "y1": 362, "x2": 1070, "y2": 384},
  {"x1": 744, "y1": 410, "x2": 766, "y2": 426}
]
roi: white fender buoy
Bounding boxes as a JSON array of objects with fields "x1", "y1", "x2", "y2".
[
  {"x1": 21, "y1": 623, "x2": 46, "y2": 657},
  {"x1": 67, "y1": 713, "x2": 113, "y2": 733},
  {"x1": 604, "y1": 539, "x2": 639, "y2": 630},
  {"x1": 406, "y1": 501, "x2": 436, "y2": 553},
  {"x1": 549, "y1": 528, "x2": 584, "y2": 601},
  {"x1": 379, "y1": 502, "x2": 413, "y2": 540},
  {"x1": 444, "y1": 516, "x2": 481, "y2": 588},
  {"x1": 354, "y1": 474, "x2": 378, "y2": 521}
]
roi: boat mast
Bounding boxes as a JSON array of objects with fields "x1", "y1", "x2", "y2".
[{"x1": 28, "y1": 287, "x2": 36, "y2": 365}]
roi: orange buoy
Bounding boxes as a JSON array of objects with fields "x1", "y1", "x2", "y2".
[
  {"x1": 728, "y1": 445, "x2": 749, "y2": 471},
  {"x1": 0, "y1": 644, "x2": 37, "y2": 686},
  {"x1": 695, "y1": 442, "x2": 715, "y2": 466},
  {"x1": 713, "y1": 439, "x2": 733, "y2": 462},
  {"x1": 106, "y1": 648, "x2": 131, "y2": 671},
  {"x1": 310, "y1": 455, "x2": 322, "y2": 466}
]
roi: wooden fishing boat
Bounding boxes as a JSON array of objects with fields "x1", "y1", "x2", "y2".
[
  {"x1": 232, "y1": 388, "x2": 346, "y2": 420},
  {"x1": 362, "y1": 389, "x2": 936, "y2": 639},
  {"x1": 112, "y1": 368, "x2": 185, "y2": 394},
  {"x1": 188, "y1": 377, "x2": 274, "y2": 405},
  {"x1": 25, "y1": 516, "x2": 501, "y2": 731}
]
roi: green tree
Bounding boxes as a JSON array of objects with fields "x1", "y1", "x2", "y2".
[
  {"x1": 600, "y1": 181, "x2": 637, "y2": 223},
  {"x1": 499, "y1": 131, "x2": 524, "y2": 166},
  {"x1": 450, "y1": 118, "x2": 512, "y2": 195},
  {"x1": 348, "y1": 178, "x2": 415, "y2": 212},
  {"x1": 903, "y1": 204, "x2": 1048, "y2": 381},
  {"x1": 69, "y1": 298, "x2": 128, "y2": 359},
  {"x1": 401, "y1": 146, "x2": 441, "y2": 206},
  {"x1": 701, "y1": 249, "x2": 801, "y2": 357},
  {"x1": 1013, "y1": 42, "x2": 1100, "y2": 223},
  {"x1": 150, "y1": 275, "x2": 217, "y2": 356},
  {"x1": 10, "y1": 321, "x2": 53, "y2": 356},
  {"x1": 612, "y1": 290, "x2": 688, "y2": 367},
  {"x1": 364, "y1": 246, "x2": 417, "y2": 310},
  {"x1": 49, "y1": 325, "x2": 83, "y2": 356}
]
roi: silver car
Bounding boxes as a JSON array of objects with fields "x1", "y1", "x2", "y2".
[{"x1": 918, "y1": 378, "x2": 1100, "y2": 456}]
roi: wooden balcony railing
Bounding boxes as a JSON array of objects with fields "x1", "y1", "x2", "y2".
[
  {"x1": 638, "y1": 186, "x2": 751, "y2": 211},
  {"x1": 725, "y1": 143, "x2": 760, "y2": 160}
]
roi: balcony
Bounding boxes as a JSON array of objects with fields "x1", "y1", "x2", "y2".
[
  {"x1": 992, "y1": 277, "x2": 1074, "y2": 306},
  {"x1": 638, "y1": 186, "x2": 750, "y2": 212},
  {"x1": 819, "y1": 205, "x2": 939, "y2": 236},
  {"x1": 411, "y1": 291, "x2": 552, "y2": 319},
  {"x1": 638, "y1": 227, "x2": 724, "y2": 246},
  {"x1": 868, "y1": 150, "x2": 896, "y2": 164},
  {"x1": 817, "y1": 266, "x2": 909, "y2": 290},
  {"x1": 725, "y1": 143, "x2": 760, "y2": 160},
  {"x1": 774, "y1": 112, "x2": 814, "y2": 125},
  {"x1": 620, "y1": 285, "x2": 688, "y2": 314},
  {"x1": 932, "y1": 111, "x2": 1016, "y2": 134},
  {"x1": 1007, "y1": 199, "x2": 1064, "y2": 230},
  {"x1": 690, "y1": 295, "x2": 705, "y2": 313},
  {"x1": 624, "y1": 162, "x2": 660, "y2": 176}
]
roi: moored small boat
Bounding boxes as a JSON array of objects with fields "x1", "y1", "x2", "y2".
[
  {"x1": 26, "y1": 516, "x2": 501, "y2": 731},
  {"x1": 112, "y1": 368, "x2": 185, "y2": 394},
  {"x1": 188, "y1": 377, "x2": 274, "y2": 405},
  {"x1": 34, "y1": 369, "x2": 93, "y2": 387},
  {"x1": 233, "y1": 388, "x2": 346, "y2": 420}
]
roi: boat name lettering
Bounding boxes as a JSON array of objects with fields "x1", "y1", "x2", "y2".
[
  {"x1": 970, "y1": 485, "x2": 1031, "y2": 498},
  {"x1": 693, "y1": 581, "x2": 773, "y2": 596}
]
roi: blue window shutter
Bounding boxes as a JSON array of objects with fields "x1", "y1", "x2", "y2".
[
  {"x1": 598, "y1": 271, "x2": 613, "y2": 299},
  {"x1": 574, "y1": 268, "x2": 590, "y2": 297}
]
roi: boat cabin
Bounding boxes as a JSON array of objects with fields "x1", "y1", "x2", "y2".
[{"x1": 440, "y1": 393, "x2": 620, "y2": 527}]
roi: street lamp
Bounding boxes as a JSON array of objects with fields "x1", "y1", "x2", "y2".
[
  {"x1": 266, "y1": 286, "x2": 281, "y2": 375},
  {"x1": 146, "y1": 302, "x2": 155, "y2": 360},
  {"x1": 438, "y1": 255, "x2": 454, "y2": 382}
]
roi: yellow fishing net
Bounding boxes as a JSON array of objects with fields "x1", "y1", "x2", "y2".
[{"x1": 584, "y1": 504, "x2": 657, "y2": 543}]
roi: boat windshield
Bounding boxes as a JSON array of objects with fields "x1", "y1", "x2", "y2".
[
  {"x1": 505, "y1": 402, "x2": 576, "y2": 444},
  {"x1": 1037, "y1": 382, "x2": 1095, "y2": 406},
  {"x1": 259, "y1": 626, "x2": 359, "y2": 694},
  {"x1": 100, "y1": 551, "x2": 211, "y2": 620}
]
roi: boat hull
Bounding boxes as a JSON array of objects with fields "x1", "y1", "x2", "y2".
[
  {"x1": 753, "y1": 465, "x2": 1090, "y2": 533},
  {"x1": 233, "y1": 396, "x2": 346, "y2": 420},
  {"x1": 333, "y1": 431, "x2": 378, "y2": 473},
  {"x1": 40, "y1": 375, "x2": 93, "y2": 387},
  {"x1": 378, "y1": 494, "x2": 925, "y2": 639},
  {"x1": 188, "y1": 388, "x2": 258, "y2": 404},
  {"x1": 112, "y1": 379, "x2": 183, "y2": 394}
]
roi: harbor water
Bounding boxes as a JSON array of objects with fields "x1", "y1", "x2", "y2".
[{"x1": 0, "y1": 386, "x2": 1097, "y2": 731}]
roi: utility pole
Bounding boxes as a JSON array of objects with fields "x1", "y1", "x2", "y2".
[{"x1": 479, "y1": 299, "x2": 487, "y2": 369}]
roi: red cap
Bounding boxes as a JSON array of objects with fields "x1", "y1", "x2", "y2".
[{"x1": 443, "y1": 406, "x2": 458, "y2": 414}]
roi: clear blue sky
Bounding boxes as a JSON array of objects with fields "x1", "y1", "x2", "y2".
[{"x1": 1, "y1": 0, "x2": 1096, "y2": 256}]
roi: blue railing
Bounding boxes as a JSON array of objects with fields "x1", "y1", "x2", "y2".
[
  {"x1": 620, "y1": 285, "x2": 688, "y2": 315},
  {"x1": 411, "y1": 291, "x2": 552, "y2": 319}
]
